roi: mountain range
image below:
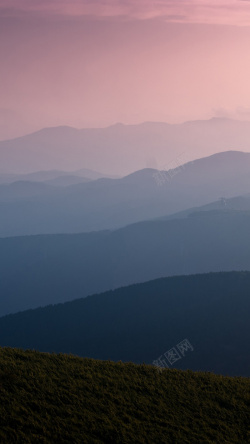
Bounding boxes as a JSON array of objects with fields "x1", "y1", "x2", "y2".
[
  {"x1": 0, "y1": 272, "x2": 249, "y2": 377},
  {"x1": 1, "y1": 118, "x2": 250, "y2": 175},
  {"x1": 1, "y1": 205, "x2": 250, "y2": 316},
  {"x1": 0, "y1": 167, "x2": 116, "y2": 185},
  {"x1": 1, "y1": 151, "x2": 250, "y2": 237}
]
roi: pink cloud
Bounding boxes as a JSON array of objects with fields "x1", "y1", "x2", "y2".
[{"x1": 1, "y1": 0, "x2": 250, "y2": 25}]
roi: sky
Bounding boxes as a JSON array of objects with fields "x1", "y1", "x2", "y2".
[{"x1": 1, "y1": 0, "x2": 250, "y2": 139}]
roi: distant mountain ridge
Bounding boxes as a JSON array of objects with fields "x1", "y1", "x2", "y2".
[
  {"x1": 0, "y1": 167, "x2": 116, "y2": 185},
  {"x1": 1, "y1": 207, "x2": 250, "y2": 316},
  {"x1": 1, "y1": 151, "x2": 250, "y2": 237},
  {"x1": 155, "y1": 192, "x2": 250, "y2": 221},
  {"x1": 1, "y1": 118, "x2": 250, "y2": 175}
]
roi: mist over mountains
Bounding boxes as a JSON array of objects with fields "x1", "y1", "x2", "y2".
[
  {"x1": 0, "y1": 168, "x2": 115, "y2": 185},
  {"x1": 1, "y1": 121, "x2": 250, "y2": 377},
  {"x1": 3, "y1": 5, "x2": 250, "y2": 441},
  {"x1": 1, "y1": 206, "x2": 250, "y2": 316},
  {"x1": 1, "y1": 150, "x2": 250, "y2": 237},
  {"x1": 1, "y1": 118, "x2": 250, "y2": 175}
]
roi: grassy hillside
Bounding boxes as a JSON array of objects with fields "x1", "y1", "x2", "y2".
[
  {"x1": 0, "y1": 347, "x2": 249, "y2": 444},
  {"x1": 0, "y1": 271, "x2": 250, "y2": 377}
]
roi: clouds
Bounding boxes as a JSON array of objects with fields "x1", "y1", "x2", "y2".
[{"x1": 1, "y1": 0, "x2": 250, "y2": 25}]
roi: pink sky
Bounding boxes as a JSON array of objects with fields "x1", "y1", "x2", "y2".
[
  {"x1": 1, "y1": 0, "x2": 250, "y2": 139},
  {"x1": 2, "y1": 1, "x2": 250, "y2": 24}
]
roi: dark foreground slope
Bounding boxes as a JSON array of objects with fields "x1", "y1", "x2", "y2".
[
  {"x1": 0, "y1": 272, "x2": 250, "y2": 377},
  {"x1": 0, "y1": 348, "x2": 249, "y2": 444},
  {"x1": 1, "y1": 210, "x2": 250, "y2": 316}
]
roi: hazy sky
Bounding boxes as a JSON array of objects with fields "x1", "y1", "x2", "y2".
[{"x1": 1, "y1": 0, "x2": 250, "y2": 139}]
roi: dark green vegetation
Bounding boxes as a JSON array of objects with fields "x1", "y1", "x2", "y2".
[
  {"x1": 0, "y1": 347, "x2": 249, "y2": 443},
  {"x1": 1, "y1": 209, "x2": 250, "y2": 316},
  {"x1": 1, "y1": 272, "x2": 250, "y2": 377}
]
